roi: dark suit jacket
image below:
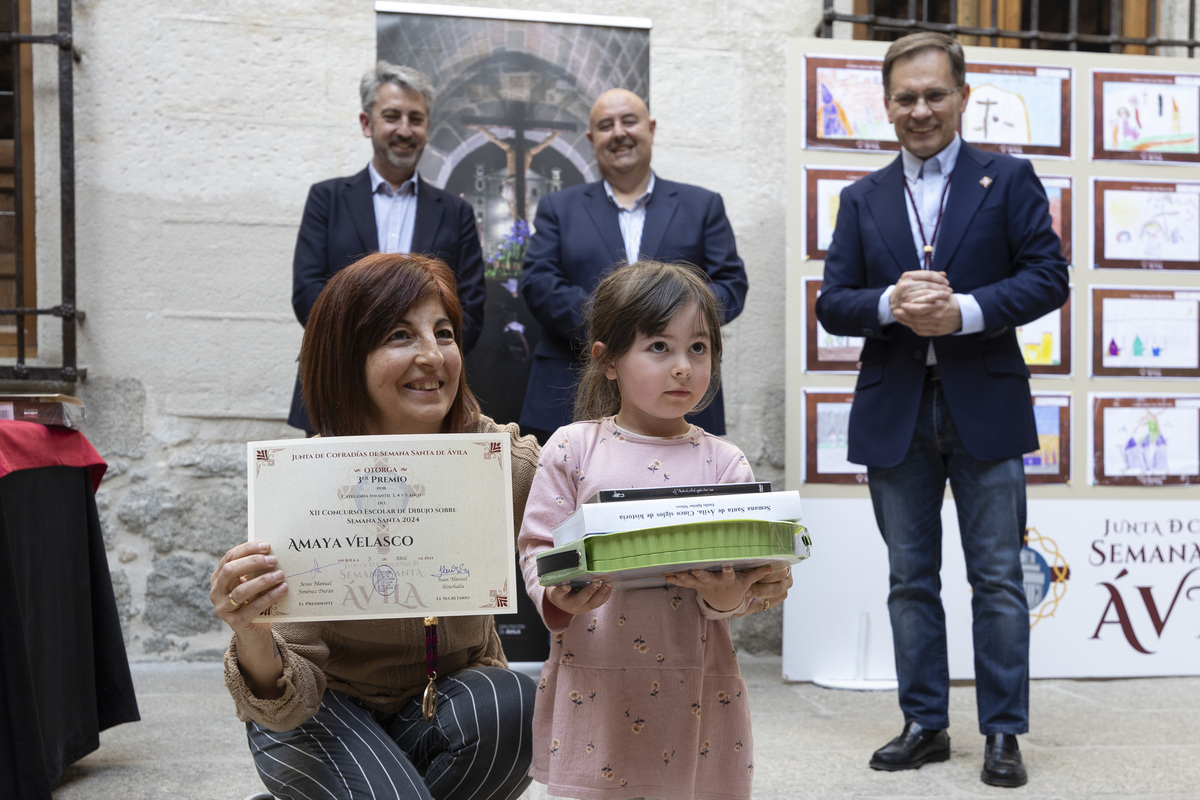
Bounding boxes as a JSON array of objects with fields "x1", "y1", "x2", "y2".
[
  {"x1": 288, "y1": 168, "x2": 486, "y2": 432},
  {"x1": 815, "y1": 142, "x2": 1069, "y2": 467},
  {"x1": 518, "y1": 177, "x2": 748, "y2": 435}
]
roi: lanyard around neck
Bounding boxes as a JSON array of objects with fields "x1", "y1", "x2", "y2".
[{"x1": 903, "y1": 170, "x2": 954, "y2": 270}]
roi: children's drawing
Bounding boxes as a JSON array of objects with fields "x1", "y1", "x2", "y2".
[
  {"x1": 1041, "y1": 185, "x2": 1068, "y2": 260},
  {"x1": 1038, "y1": 177, "x2": 1072, "y2": 262},
  {"x1": 964, "y1": 73, "x2": 1063, "y2": 147},
  {"x1": 1024, "y1": 405, "x2": 1062, "y2": 475},
  {"x1": 1102, "y1": 406, "x2": 1199, "y2": 478},
  {"x1": 1103, "y1": 189, "x2": 1200, "y2": 263},
  {"x1": 1100, "y1": 296, "x2": 1199, "y2": 370},
  {"x1": 1017, "y1": 308, "x2": 1062, "y2": 366},
  {"x1": 1044, "y1": 186, "x2": 1064, "y2": 242},
  {"x1": 814, "y1": 67, "x2": 896, "y2": 142},
  {"x1": 1124, "y1": 412, "x2": 1168, "y2": 472},
  {"x1": 805, "y1": 279, "x2": 864, "y2": 372},
  {"x1": 814, "y1": 318, "x2": 864, "y2": 364},
  {"x1": 1102, "y1": 81, "x2": 1200, "y2": 154},
  {"x1": 815, "y1": 178, "x2": 853, "y2": 252},
  {"x1": 815, "y1": 401, "x2": 861, "y2": 474}
]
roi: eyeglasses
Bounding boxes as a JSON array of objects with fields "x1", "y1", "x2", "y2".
[{"x1": 886, "y1": 86, "x2": 962, "y2": 110}]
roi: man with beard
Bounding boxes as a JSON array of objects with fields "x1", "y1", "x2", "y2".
[
  {"x1": 288, "y1": 62, "x2": 486, "y2": 435},
  {"x1": 518, "y1": 88, "x2": 747, "y2": 441}
]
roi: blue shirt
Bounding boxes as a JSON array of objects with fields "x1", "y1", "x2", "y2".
[
  {"x1": 602, "y1": 172, "x2": 656, "y2": 264},
  {"x1": 368, "y1": 162, "x2": 418, "y2": 254}
]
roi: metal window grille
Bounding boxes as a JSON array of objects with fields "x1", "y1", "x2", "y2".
[
  {"x1": 821, "y1": 0, "x2": 1199, "y2": 56},
  {"x1": 0, "y1": 0, "x2": 80, "y2": 383}
]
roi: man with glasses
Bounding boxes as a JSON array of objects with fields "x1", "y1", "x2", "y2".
[{"x1": 816, "y1": 32, "x2": 1068, "y2": 788}]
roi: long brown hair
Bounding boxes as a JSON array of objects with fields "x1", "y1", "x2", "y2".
[
  {"x1": 300, "y1": 253, "x2": 480, "y2": 436},
  {"x1": 574, "y1": 260, "x2": 724, "y2": 422}
]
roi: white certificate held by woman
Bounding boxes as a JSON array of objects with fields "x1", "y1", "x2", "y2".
[{"x1": 246, "y1": 432, "x2": 515, "y2": 622}]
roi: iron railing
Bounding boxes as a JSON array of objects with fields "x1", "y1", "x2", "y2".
[
  {"x1": 0, "y1": 0, "x2": 80, "y2": 382},
  {"x1": 821, "y1": 0, "x2": 1199, "y2": 56}
]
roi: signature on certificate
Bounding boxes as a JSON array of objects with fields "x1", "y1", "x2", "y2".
[
  {"x1": 289, "y1": 558, "x2": 341, "y2": 578},
  {"x1": 434, "y1": 563, "x2": 471, "y2": 580}
]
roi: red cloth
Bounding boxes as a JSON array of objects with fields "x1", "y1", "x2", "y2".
[{"x1": 0, "y1": 420, "x2": 107, "y2": 492}]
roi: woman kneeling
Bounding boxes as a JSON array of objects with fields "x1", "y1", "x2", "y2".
[{"x1": 210, "y1": 253, "x2": 538, "y2": 800}]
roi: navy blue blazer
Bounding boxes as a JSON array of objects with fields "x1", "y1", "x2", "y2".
[
  {"x1": 287, "y1": 168, "x2": 486, "y2": 432},
  {"x1": 518, "y1": 177, "x2": 748, "y2": 435},
  {"x1": 815, "y1": 142, "x2": 1069, "y2": 467}
]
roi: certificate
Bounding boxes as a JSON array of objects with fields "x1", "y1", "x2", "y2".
[{"x1": 246, "y1": 433, "x2": 516, "y2": 622}]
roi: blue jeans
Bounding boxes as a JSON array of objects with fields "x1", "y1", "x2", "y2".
[{"x1": 866, "y1": 380, "x2": 1029, "y2": 735}]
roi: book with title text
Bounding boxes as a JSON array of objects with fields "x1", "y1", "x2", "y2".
[{"x1": 551, "y1": 485, "x2": 802, "y2": 548}]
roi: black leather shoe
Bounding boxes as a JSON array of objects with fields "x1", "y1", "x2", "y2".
[
  {"x1": 869, "y1": 721, "x2": 950, "y2": 771},
  {"x1": 981, "y1": 733, "x2": 1028, "y2": 787}
]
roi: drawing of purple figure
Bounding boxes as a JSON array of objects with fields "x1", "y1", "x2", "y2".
[
  {"x1": 820, "y1": 84, "x2": 849, "y2": 137},
  {"x1": 1124, "y1": 435, "x2": 1141, "y2": 470},
  {"x1": 1108, "y1": 338, "x2": 1120, "y2": 356},
  {"x1": 1127, "y1": 416, "x2": 1169, "y2": 473}
]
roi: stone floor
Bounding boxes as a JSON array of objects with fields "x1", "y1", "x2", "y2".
[{"x1": 52, "y1": 655, "x2": 1200, "y2": 799}]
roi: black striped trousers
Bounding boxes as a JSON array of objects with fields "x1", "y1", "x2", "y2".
[{"x1": 247, "y1": 666, "x2": 535, "y2": 800}]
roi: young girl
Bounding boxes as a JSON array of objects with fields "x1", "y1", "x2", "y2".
[{"x1": 518, "y1": 260, "x2": 791, "y2": 800}]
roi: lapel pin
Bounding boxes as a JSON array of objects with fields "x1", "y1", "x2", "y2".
[{"x1": 979, "y1": 176, "x2": 993, "y2": 188}]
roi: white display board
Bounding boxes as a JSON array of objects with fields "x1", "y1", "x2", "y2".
[
  {"x1": 784, "y1": 498, "x2": 1200, "y2": 681},
  {"x1": 786, "y1": 39, "x2": 1200, "y2": 681}
]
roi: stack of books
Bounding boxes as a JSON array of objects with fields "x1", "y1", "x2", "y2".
[
  {"x1": 0, "y1": 394, "x2": 85, "y2": 428},
  {"x1": 536, "y1": 483, "x2": 811, "y2": 589}
]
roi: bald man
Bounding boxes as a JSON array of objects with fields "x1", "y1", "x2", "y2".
[{"x1": 518, "y1": 89, "x2": 748, "y2": 440}]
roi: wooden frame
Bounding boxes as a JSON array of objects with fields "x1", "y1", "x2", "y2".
[
  {"x1": 1091, "y1": 394, "x2": 1200, "y2": 486},
  {"x1": 0, "y1": 0, "x2": 36, "y2": 358},
  {"x1": 1091, "y1": 179, "x2": 1200, "y2": 271},
  {"x1": 803, "y1": 389, "x2": 868, "y2": 485},
  {"x1": 803, "y1": 278, "x2": 863, "y2": 373},
  {"x1": 850, "y1": 0, "x2": 1156, "y2": 54},
  {"x1": 1040, "y1": 175, "x2": 1073, "y2": 264},
  {"x1": 803, "y1": 167, "x2": 872, "y2": 262},
  {"x1": 963, "y1": 62, "x2": 1073, "y2": 158},
  {"x1": 1091, "y1": 70, "x2": 1200, "y2": 165},
  {"x1": 803, "y1": 55, "x2": 898, "y2": 153},
  {"x1": 1090, "y1": 286, "x2": 1200, "y2": 379},
  {"x1": 1021, "y1": 290, "x2": 1072, "y2": 376},
  {"x1": 1089, "y1": 286, "x2": 1200, "y2": 381},
  {"x1": 1026, "y1": 393, "x2": 1072, "y2": 484}
]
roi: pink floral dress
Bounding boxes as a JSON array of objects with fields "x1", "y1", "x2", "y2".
[{"x1": 518, "y1": 418, "x2": 759, "y2": 800}]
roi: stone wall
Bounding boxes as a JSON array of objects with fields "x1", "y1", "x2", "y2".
[
  {"x1": 0, "y1": 0, "x2": 829, "y2": 660},
  {"x1": 21, "y1": 1, "x2": 1190, "y2": 660}
]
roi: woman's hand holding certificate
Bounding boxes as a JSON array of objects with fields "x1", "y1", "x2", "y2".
[
  {"x1": 208, "y1": 539, "x2": 288, "y2": 697},
  {"x1": 246, "y1": 433, "x2": 515, "y2": 623}
]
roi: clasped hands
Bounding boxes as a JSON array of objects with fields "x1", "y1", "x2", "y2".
[
  {"x1": 890, "y1": 270, "x2": 962, "y2": 337},
  {"x1": 546, "y1": 562, "x2": 793, "y2": 616}
]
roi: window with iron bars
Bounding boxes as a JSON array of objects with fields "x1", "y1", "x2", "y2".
[
  {"x1": 0, "y1": 0, "x2": 80, "y2": 384},
  {"x1": 823, "y1": 0, "x2": 1198, "y2": 56},
  {"x1": 0, "y1": 0, "x2": 34, "y2": 361}
]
